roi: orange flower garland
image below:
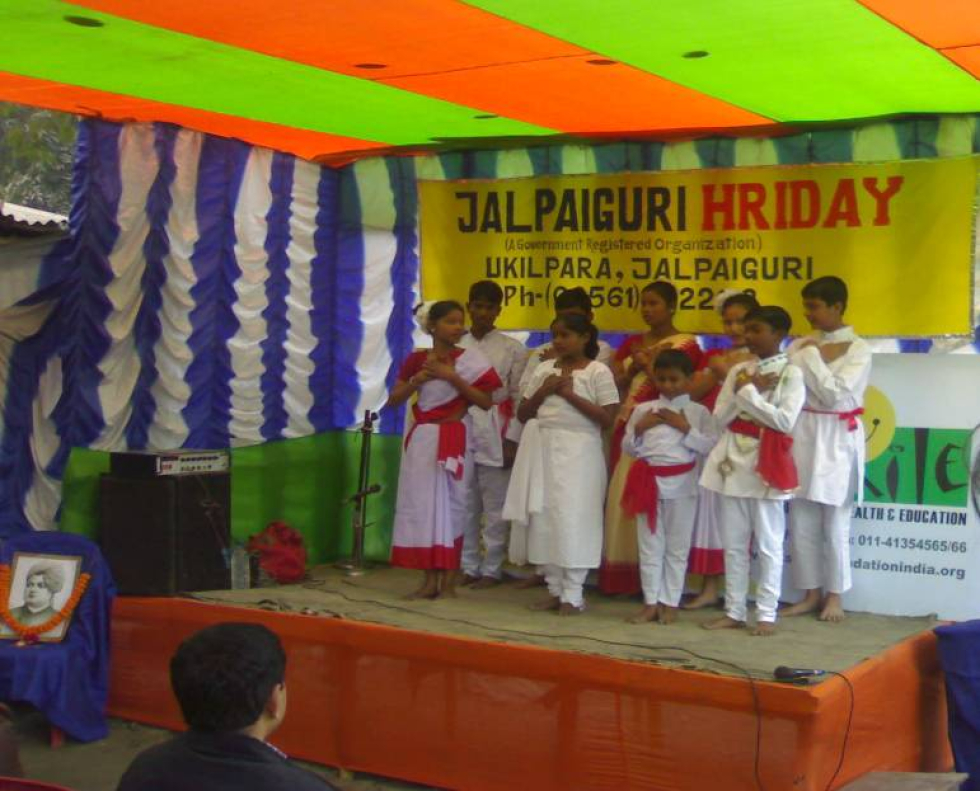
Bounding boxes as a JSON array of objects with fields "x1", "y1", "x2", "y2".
[{"x1": 0, "y1": 564, "x2": 91, "y2": 645}]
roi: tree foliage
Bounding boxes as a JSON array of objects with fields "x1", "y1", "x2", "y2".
[{"x1": 0, "y1": 102, "x2": 77, "y2": 215}]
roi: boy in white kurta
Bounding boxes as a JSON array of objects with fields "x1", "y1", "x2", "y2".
[
  {"x1": 503, "y1": 313, "x2": 619, "y2": 615},
  {"x1": 621, "y1": 350, "x2": 717, "y2": 625},
  {"x1": 701, "y1": 306, "x2": 805, "y2": 636},
  {"x1": 458, "y1": 281, "x2": 529, "y2": 587},
  {"x1": 782, "y1": 277, "x2": 871, "y2": 623}
]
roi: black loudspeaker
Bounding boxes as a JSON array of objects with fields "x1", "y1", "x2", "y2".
[{"x1": 99, "y1": 473, "x2": 231, "y2": 596}]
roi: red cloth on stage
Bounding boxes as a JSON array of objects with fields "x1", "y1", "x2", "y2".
[
  {"x1": 729, "y1": 418, "x2": 799, "y2": 491},
  {"x1": 620, "y1": 460, "x2": 697, "y2": 532},
  {"x1": 247, "y1": 522, "x2": 307, "y2": 584}
]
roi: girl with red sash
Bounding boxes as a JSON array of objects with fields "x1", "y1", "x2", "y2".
[
  {"x1": 600, "y1": 282, "x2": 702, "y2": 595},
  {"x1": 683, "y1": 290, "x2": 758, "y2": 609},
  {"x1": 387, "y1": 301, "x2": 501, "y2": 600}
]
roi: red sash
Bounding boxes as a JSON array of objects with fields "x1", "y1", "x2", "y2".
[
  {"x1": 729, "y1": 418, "x2": 799, "y2": 491},
  {"x1": 498, "y1": 398, "x2": 514, "y2": 440},
  {"x1": 621, "y1": 460, "x2": 696, "y2": 533},
  {"x1": 406, "y1": 401, "x2": 467, "y2": 480},
  {"x1": 803, "y1": 406, "x2": 864, "y2": 431}
]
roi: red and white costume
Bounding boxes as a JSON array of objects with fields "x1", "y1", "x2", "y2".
[
  {"x1": 621, "y1": 395, "x2": 717, "y2": 608},
  {"x1": 390, "y1": 348, "x2": 501, "y2": 570},
  {"x1": 700, "y1": 354, "x2": 805, "y2": 623}
]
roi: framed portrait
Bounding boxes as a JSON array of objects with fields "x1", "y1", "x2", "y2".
[{"x1": 0, "y1": 553, "x2": 83, "y2": 643}]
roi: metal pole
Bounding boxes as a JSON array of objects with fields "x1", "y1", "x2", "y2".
[{"x1": 337, "y1": 410, "x2": 380, "y2": 576}]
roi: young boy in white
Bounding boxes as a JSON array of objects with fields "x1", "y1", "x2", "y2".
[
  {"x1": 621, "y1": 350, "x2": 717, "y2": 625},
  {"x1": 782, "y1": 277, "x2": 871, "y2": 623},
  {"x1": 458, "y1": 281, "x2": 529, "y2": 588},
  {"x1": 701, "y1": 306, "x2": 805, "y2": 636}
]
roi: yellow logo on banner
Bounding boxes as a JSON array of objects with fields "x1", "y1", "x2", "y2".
[
  {"x1": 418, "y1": 157, "x2": 977, "y2": 336},
  {"x1": 862, "y1": 385, "x2": 897, "y2": 462}
]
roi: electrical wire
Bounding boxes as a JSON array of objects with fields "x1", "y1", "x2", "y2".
[
  {"x1": 820, "y1": 670, "x2": 855, "y2": 791},
  {"x1": 299, "y1": 580, "x2": 772, "y2": 791},
  {"x1": 195, "y1": 578, "x2": 857, "y2": 791}
]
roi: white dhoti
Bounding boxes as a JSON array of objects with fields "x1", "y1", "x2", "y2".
[
  {"x1": 636, "y1": 496, "x2": 698, "y2": 607},
  {"x1": 718, "y1": 496, "x2": 786, "y2": 623},
  {"x1": 789, "y1": 499, "x2": 852, "y2": 594}
]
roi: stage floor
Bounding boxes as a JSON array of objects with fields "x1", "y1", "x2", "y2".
[{"x1": 186, "y1": 565, "x2": 938, "y2": 680}]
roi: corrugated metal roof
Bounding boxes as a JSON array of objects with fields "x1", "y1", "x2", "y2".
[{"x1": 0, "y1": 201, "x2": 69, "y2": 234}]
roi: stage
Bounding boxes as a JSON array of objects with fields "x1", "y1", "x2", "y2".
[{"x1": 107, "y1": 567, "x2": 952, "y2": 791}]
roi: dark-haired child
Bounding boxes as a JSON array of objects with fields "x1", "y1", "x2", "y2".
[
  {"x1": 621, "y1": 350, "x2": 716, "y2": 625},
  {"x1": 517, "y1": 286, "x2": 614, "y2": 394},
  {"x1": 701, "y1": 306, "x2": 805, "y2": 636},
  {"x1": 684, "y1": 289, "x2": 759, "y2": 609},
  {"x1": 601, "y1": 281, "x2": 702, "y2": 596},
  {"x1": 387, "y1": 301, "x2": 501, "y2": 600},
  {"x1": 783, "y1": 276, "x2": 871, "y2": 623},
  {"x1": 503, "y1": 313, "x2": 619, "y2": 615},
  {"x1": 458, "y1": 280, "x2": 528, "y2": 587}
]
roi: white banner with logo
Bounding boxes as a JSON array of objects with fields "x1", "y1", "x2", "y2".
[{"x1": 843, "y1": 354, "x2": 980, "y2": 620}]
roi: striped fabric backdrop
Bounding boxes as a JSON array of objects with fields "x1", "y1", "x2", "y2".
[{"x1": 0, "y1": 115, "x2": 977, "y2": 535}]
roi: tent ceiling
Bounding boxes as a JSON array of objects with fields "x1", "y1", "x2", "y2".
[{"x1": 0, "y1": 0, "x2": 977, "y2": 164}]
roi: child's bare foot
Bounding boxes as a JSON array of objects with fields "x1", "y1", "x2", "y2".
[
  {"x1": 627, "y1": 605, "x2": 659, "y2": 624},
  {"x1": 819, "y1": 593, "x2": 846, "y2": 623},
  {"x1": 528, "y1": 595, "x2": 561, "y2": 611},
  {"x1": 470, "y1": 576, "x2": 500, "y2": 590},
  {"x1": 682, "y1": 591, "x2": 721, "y2": 610},
  {"x1": 558, "y1": 603, "x2": 584, "y2": 616},
  {"x1": 751, "y1": 622, "x2": 777, "y2": 637},
  {"x1": 513, "y1": 575, "x2": 546, "y2": 589},
  {"x1": 781, "y1": 590, "x2": 822, "y2": 617},
  {"x1": 460, "y1": 574, "x2": 480, "y2": 587},
  {"x1": 657, "y1": 605, "x2": 678, "y2": 625},
  {"x1": 437, "y1": 570, "x2": 458, "y2": 599},
  {"x1": 702, "y1": 616, "x2": 745, "y2": 631},
  {"x1": 682, "y1": 576, "x2": 722, "y2": 610},
  {"x1": 404, "y1": 584, "x2": 439, "y2": 600}
]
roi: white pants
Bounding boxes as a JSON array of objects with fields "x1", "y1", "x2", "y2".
[
  {"x1": 542, "y1": 565, "x2": 589, "y2": 608},
  {"x1": 462, "y1": 464, "x2": 512, "y2": 579},
  {"x1": 636, "y1": 496, "x2": 698, "y2": 608},
  {"x1": 719, "y1": 496, "x2": 786, "y2": 624},
  {"x1": 788, "y1": 499, "x2": 852, "y2": 594}
]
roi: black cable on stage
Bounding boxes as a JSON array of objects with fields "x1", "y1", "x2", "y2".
[
  {"x1": 292, "y1": 580, "x2": 771, "y2": 791},
  {"x1": 197, "y1": 579, "x2": 858, "y2": 791},
  {"x1": 820, "y1": 670, "x2": 855, "y2": 791}
]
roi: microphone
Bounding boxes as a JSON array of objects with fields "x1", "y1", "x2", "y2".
[{"x1": 773, "y1": 665, "x2": 828, "y2": 681}]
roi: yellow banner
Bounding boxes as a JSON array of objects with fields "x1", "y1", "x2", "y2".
[{"x1": 419, "y1": 157, "x2": 977, "y2": 336}]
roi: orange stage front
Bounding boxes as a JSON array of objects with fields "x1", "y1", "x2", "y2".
[{"x1": 109, "y1": 598, "x2": 951, "y2": 791}]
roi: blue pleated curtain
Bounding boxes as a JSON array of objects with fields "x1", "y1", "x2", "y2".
[{"x1": 0, "y1": 115, "x2": 977, "y2": 535}]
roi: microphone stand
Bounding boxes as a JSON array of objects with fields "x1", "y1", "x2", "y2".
[{"x1": 336, "y1": 410, "x2": 381, "y2": 577}]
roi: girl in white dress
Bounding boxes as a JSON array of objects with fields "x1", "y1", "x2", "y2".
[
  {"x1": 387, "y1": 301, "x2": 500, "y2": 600},
  {"x1": 503, "y1": 313, "x2": 620, "y2": 615}
]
